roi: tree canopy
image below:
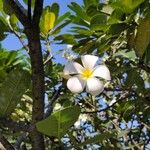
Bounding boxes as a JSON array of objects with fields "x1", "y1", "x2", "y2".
[{"x1": 0, "y1": 0, "x2": 150, "y2": 149}]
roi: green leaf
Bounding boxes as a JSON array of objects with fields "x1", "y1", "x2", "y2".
[
  {"x1": 10, "y1": 14, "x2": 18, "y2": 26},
  {"x1": 51, "y1": 20, "x2": 71, "y2": 35},
  {"x1": 134, "y1": 16, "x2": 150, "y2": 57},
  {"x1": 90, "y1": 14, "x2": 108, "y2": 31},
  {"x1": 0, "y1": 16, "x2": 9, "y2": 41},
  {"x1": 125, "y1": 69, "x2": 144, "y2": 91},
  {"x1": 2, "y1": 0, "x2": 13, "y2": 14},
  {"x1": 0, "y1": 69, "x2": 30, "y2": 116},
  {"x1": 73, "y1": 39, "x2": 95, "y2": 54},
  {"x1": 78, "y1": 131, "x2": 116, "y2": 146},
  {"x1": 111, "y1": 0, "x2": 145, "y2": 14},
  {"x1": 96, "y1": 35, "x2": 112, "y2": 54},
  {"x1": 113, "y1": 49, "x2": 137, "y2": 62},
  {"x1": 108, "y1": 23, "x2": 127, "y2": 35},
  {"x1": 68, "y1": 2, "x2": 90, "y2": 22},
  {"x1": 51, "y1": 3, "x2": 59, "y2": 20},
  {"x1": 0, "y1": 0, "x2": 3, "y2": 11},
  {"x1": 71, "y1": 27, "x2": 93, "y2": 36},
  {"x1": 86, "y1": 4, "x2": 101, "y2": 17},
  {"x1": 143, "y1": 43, "x2": 150, "y2": 64},
  {"x1": 5, "y1": 51, "x2": 18, "y2": 66},
  {"x1": 54, "y1": 34, "x2": 76, "y2": 44},
  {"x1": 40, "y1": 7, "x2": 56, "y2": 34},
  {"x1": 55, "y1": 12, "x2": 70, "y2": 26},
  {"x1": 108, "y1": 9, "x2": 125, "y2": 24},
  {"x1": 0, "y1": 16, "x2": 9, "y2": 31},
  {"x1": 70, "y1": 15, "x2": 90, "y2": 28},
  {"x1": 83, "y1": 0, "x2": 99, "y2": 8},
  {"x1": 36, "y1": 106, "x2": 81, "y2": 139}
]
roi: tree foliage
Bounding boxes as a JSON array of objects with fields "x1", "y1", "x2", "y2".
[{"x1": 0, "y1": 0, "x2": 150, "y2": 149}]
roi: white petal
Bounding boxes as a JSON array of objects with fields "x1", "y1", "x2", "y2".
[
  {"x1": 67, "y1": 76, "x2": 86, "y2": 93},
  {"x1": 93, "y1": 65, "x2": 111, "y2": 80},
  {"x1": 81, "y1": 55, "x2": 99, "y2": 69},
  {"x1": 86, "y1": 77, "x2": 104, "y2": 96},
  {"x1": 63, "y1": 62, "x2": 84, "y2": 75}
]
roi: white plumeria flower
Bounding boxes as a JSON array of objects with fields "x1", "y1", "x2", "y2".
[{"x1": 63, "y1": 55, "x2": 111, "y2": 96}]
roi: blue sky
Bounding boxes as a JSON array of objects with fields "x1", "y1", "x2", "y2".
[{"x1": 1, "y1": 0, "x2": 83, "y2": 63}]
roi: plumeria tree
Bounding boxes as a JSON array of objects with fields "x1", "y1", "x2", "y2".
[{"x1": 0, "y1": 0, "x2": 150, "y2": 149}]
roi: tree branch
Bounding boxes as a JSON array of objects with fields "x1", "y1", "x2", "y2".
[
  {"x1": 28, "y1": 0, "x2": 31, "y2": 21},
  {"x1": 5, "y1": 0, "x2": 30, "y2": 28},
  {"x1": 82, "y1": 93, "x2": 133, "y2": 114},
  {"x1": 33, "y1": 0, "x2": 44, "y2": 26},
  {"x1": 45, "y1": 86, "x2": 62, "y2": 118},
  {"x1": 0, "y1": 134, "x2": 15, "y2": 150},
  {"x1": 25, "y1": 1, "x2": 45, "y2": 149},
  {"x1": 6, "y1": 0, "x2": 45, "y2": 149},
  {"x1": 0, "y1": 118, "x2": 30, "y2": 132}
]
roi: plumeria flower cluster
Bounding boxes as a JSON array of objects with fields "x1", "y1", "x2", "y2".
[{"x1": 63, "y1": 55, "x2": 111, "y2": 96}]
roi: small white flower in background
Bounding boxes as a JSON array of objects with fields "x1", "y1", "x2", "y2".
[
  {"x1": 109, "y1": 98, "x2": 116, "y2": 106},
  {"x1": 74, "y1": 114, "x2": 89, "y2": 128},
  {"x1": 53, "y1": 103, "x2": 61, "y2": 111},
  {"x1": 62, "y1": 45, "x2": 76, "y2": 61},
  {"x1": 66, "y1": 44, "x2": 73, "y2": 49},
  {"x1": 63, "y1": 55, "x2": 111, "y2": 96}
]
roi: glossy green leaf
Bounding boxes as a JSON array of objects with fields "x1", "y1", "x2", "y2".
[
  {"x1": 55, "y1": 12, "x2": 70, "y2": 26},
  {"x1": 114, "y1": 49, "x2": 137, "y2": 62},
  {"x1": 36, "y1": 106, "x2": 81, "y2": 139},
  {"x1": 90, "y1": 14, "x2": 108, "y2": 31},
  {"x1": 0, "y1": 69, "x2": 30, "y2": 116},
  {"x1": 108, "y1": 9, "x2": 125, "y2": 24},
  {"x1": 0, "y1": 0, "x2": 3, "y2": 10},
  {"x1": 51, "y1": 20, "x2": 71, "y2": 35},
  {"x1": 135, "y1": 16, "x2": 150, "y2": 57},
  {"x1": 125, "y1": 69, "x2": 144, "y2": 91},
  {"x1": 73, "y1": 39, "x2": 95, "y2": 54},
  {"x1": 111, "y1": 0, "x2": 145, "y2": 14},
  {"x1": 71, "y1": 27, "x2": 93, "y2": 36},
  {"x1": 143, "y1": 43, "x2": 150, "y2": 64},
  {"x1": 83, "y1": 0, "x2": 99, "y2": 8},
  {"x1": 70, "y1": 15, "x2": 90, "y2": 27},
  {"x1": 96, "y1": 35, "x2": 112, "y2": 54},
  {"x1": 2, "y1": 0, "x2": 13, "y2": 14},
  {"x1": 10, "y1": 14, "x2": 18, "y2": 26},
  {"x1": 86, "y1": 4, "x2": 101, "y2": 17},
  {"x1": 108, "y1": 23, "x2": 127, "y2": 35},
  {"x1": 54, "y1": 34, "x2": 76, "y2": 44},
  {"x1": 0, "y1": 16, "x2": 9, "y2": 41},
  {"x1": 51, "y1": 3, "x2": 59, "y2": 20},
  {"x1": 68, "y1": 2, "x2": 90, "y2": 21}
]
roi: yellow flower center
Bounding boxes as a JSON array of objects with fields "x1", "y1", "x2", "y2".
[{"x1": 81, "y1": 68, "x2": 93, "y2": 79}]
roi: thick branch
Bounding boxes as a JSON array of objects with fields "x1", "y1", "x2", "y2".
[
  {"x1": 0, "y1": 118, "x2": 30, "y2": 132},
  {"x1": 6, "y1": 0, "x2": 45, "y2": 149},
  {"x1": 26, "y1": 29, "x2": 45, "y2": 149},
  {"x1": 5, "y1": 0, "x2": 30, "y2": 27},
  {"x1": 25, "y1": 0, "x2": 45, "y2": 148},
  {"x1": 33, "y1": 0, "x2": 44, "y2": 26},
  {"x1": 45, "y1": 86, "x2": 62, "y2": 118}
]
